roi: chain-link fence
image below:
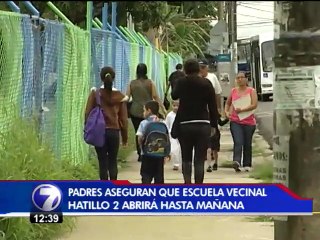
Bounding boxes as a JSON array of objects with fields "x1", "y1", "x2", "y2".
[
  {"x1": 0, "y1": 10, "x2": 182, "y2": 165},
  {"x1": 0, "y1": 12, "x2": 23, "y2": 146}
]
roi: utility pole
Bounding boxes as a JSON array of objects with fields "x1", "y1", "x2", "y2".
[
  {"x1": 273, "y1": 2, "x2": 320, "y2": 240},
  {"x1": 218, "y1": 1, "x2": 224, "y2": 21},
  {"x1": 227, "y1": 1, "x2": 232, "y2": 48},
  {"x1": 229, "y1": 1, "x2": 237, "y2": 87},
  {"x1": 218, "y1": 1, "x2": 225, "y2": 55},
  {"x1": 219, "y1": 1, "x2": 237, "y2": 107}
]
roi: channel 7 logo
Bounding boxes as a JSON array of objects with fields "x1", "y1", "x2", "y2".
[{"x1": 32, "y1": 184, "x2": 62, "y2": 212}]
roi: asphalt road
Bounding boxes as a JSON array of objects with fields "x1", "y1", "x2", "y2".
[{"x1": 255, "y1": 99, "x2": 273, "y2": 149}]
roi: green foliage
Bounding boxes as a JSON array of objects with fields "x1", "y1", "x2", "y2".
[
  {"x1": 181, "y1": 2, "x2": 218, "y2": 18},
  {"x1": 0, "y1": 119, "x2": 78, "y2": 239},
  {"x1": 169, "y1": 1, "x2": 218, "y2": 55},
  {"x1": 167, "y1": 21, "x2": 210, "y2": 57},
  {"x1": 22, "y1": 1, "x2": 218, "y2": 57},
  {"x1": 0, "y1": 118, "x2": 134, "y2": 240},
  {"x1": 0, "y1": 2, "x2": 10, "y2": 12},
  {"x1": 125, "y1": 2, "x2": 168, "y2": 31},
  {"x1": 126, "y1": 2, "x2": 217, "y2": 57},
  {"x1": 0, "y1": 216, "x2": 75, "y2": 240}
]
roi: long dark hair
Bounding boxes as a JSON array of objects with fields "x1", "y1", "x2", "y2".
[
  {"x1": 100, "y1": 66, "x2": 115, "y2": 91},
  {"x1": 136, "y1": 63, "x2": 148, "y2": 79},
  {"x1": 183, "y1": 59, "x2": 200, "y2": 75}
]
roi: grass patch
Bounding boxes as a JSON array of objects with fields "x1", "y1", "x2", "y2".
[
  {"x1": 0, "y1": 118, "x2": 135, "y2": 240},
  {"x1": 0, "y1": 119, "x2": 79, "y2": 240},
  {"x1": 250, "y1": 161, "x2": 273, "y2": 183}
]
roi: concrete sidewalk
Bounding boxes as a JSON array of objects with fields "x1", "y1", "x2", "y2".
[{"x1": 60, "y1": 128, "x2": 274, "y2": 240}]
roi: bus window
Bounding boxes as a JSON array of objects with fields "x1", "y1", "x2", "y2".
[
  {"x1": 237, "y1": 43, "x2": 251, "y2": 63},
  {"x1": 238, "y1": 45, "x2": 247, "y2": 63},
  {"x1": 261, "y1": 40, "x2": 275, "y2": 72}
]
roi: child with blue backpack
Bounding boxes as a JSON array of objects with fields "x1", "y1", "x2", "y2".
[{"x1": 136, "y1": 100, "x2": 171, "y2": 184}]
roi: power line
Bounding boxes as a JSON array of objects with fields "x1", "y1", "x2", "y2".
[
  {"x1": 238, "y1": 21, "x2": 273, "y2": 24},
  {"x1": 237, "y1": 1, "x2": 273, "y2": 7},
  {"x1": 237, "y1": 21, "x2": 273, "y2": 26},
  {"x1": 238, "y1": 23, "x2": 273, "y2": 28},
  {"x1": 237, "y1": 13, "x2": 273, "y2": 21},
  {"x1": 238, "y1": 3, "x2": 274, "y2": 13},
  {"x1": 237, "y1": 20, "x2": 273, "y2": 26}
]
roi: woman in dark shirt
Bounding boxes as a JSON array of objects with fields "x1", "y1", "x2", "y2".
[
  {"x1": 171, "y1": 59, "x2": 219, "y2": 184},
  {"x1": 126, "y1": 63, "x2": 166, "y2": 162}
]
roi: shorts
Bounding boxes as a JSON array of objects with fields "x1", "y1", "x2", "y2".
[{"x1": 208, "y1": 129, "x2": 221, "y2": 151}]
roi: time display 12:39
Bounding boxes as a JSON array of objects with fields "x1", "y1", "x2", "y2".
[{"x1": 30, "y1": 212, "x2": 63, "y2": 224}]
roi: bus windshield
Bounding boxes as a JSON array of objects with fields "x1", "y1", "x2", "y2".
[{"x1": 261, "y1": 40, "x2": 274, "y2": 72}]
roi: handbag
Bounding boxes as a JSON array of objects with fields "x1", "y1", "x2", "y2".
[
  {"x1": 163, "y1": 95, "x2": 170, "y2": 111},
  {"x1": 83, "y1": 90, "x2": 106, "y2": 147},
  {"x1": 170, "y1": 117, "x2": 180, "y2": 139}
]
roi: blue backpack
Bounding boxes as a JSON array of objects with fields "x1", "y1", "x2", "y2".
[{"x1": 142, "y1": 121, "x2": 171, "y2": 158}]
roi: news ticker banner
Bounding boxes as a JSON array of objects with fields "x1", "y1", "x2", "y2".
[{"x1": 0, "y1": 181, "x2": 313, "y2": 216}]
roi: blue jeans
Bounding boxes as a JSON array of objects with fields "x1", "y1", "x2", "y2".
[{"x1": 230, "y1": 121, "x2": 256, "y2": 167}]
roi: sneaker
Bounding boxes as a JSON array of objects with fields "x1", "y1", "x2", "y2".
[
  {"x1": 212, "y1": 163, "x2": 218, "y2": 171},
  {"x1": 173, "y1": 166, "x2": 179, "y2": 171},
  {"x1": 244, "y1": 167, "x2": 251, "y2": 172},
  {"x1": 232, "y1": 161, "x2": 241, "y2": 172},
  {"x1": 206, "y1": 166, "x2": 212, "y2": 172}
]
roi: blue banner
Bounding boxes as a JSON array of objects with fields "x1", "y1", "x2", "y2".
[{"x1": 0, "y1": 181, "x2": 312, "y2": 216}]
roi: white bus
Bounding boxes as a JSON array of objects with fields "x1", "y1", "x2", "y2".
[{"x1": 250, "y1": 32, "x2": 275, "y2": 101}]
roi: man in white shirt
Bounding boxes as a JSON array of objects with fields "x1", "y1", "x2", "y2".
[
  {"x1": 199, "y1": 59, "x2": 223, "y2": 172},
  {"x1": 198, "y1": 59, "x2": 222, "y2": 113}
]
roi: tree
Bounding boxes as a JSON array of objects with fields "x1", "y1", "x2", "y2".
[
  {"x1": 124, "y1": 2, "x2": 218, "y2": 57},
  {"x1": 126, "y1": 1, "x2": 218, "y2": 56}
]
